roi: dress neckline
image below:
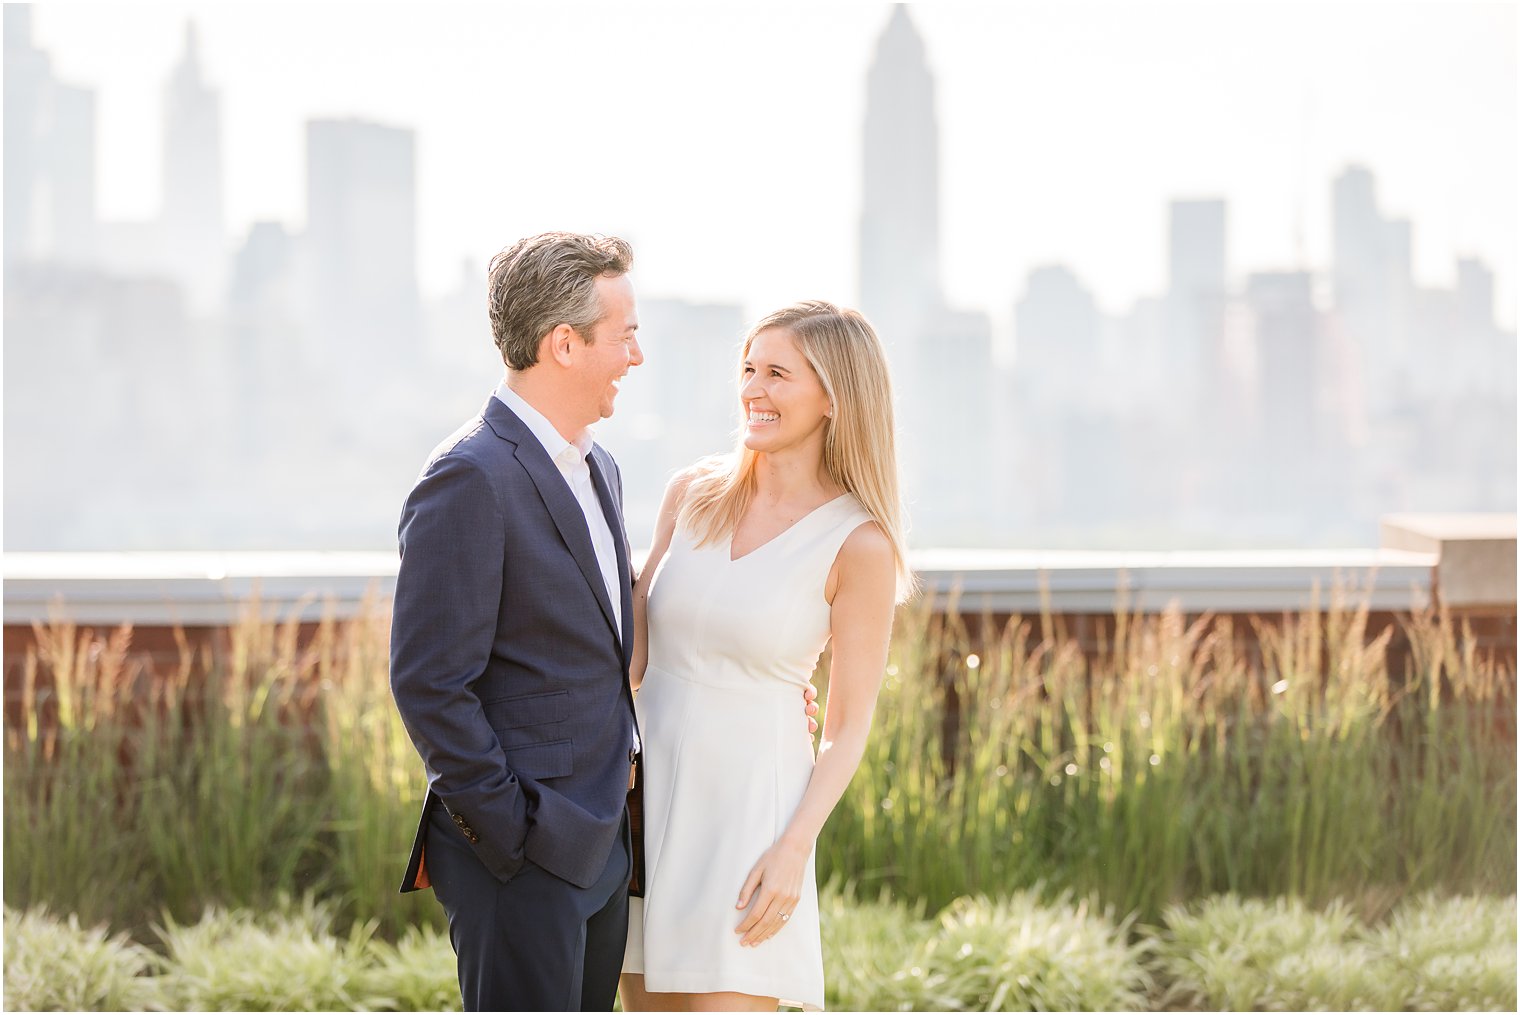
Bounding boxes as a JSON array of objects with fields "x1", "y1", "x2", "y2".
[{"x1": 727, "y1": 493, "x2": 854, "y2": 563}]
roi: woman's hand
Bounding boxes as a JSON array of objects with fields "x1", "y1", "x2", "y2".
[
  {"x1": 733, "y1": 836, "x2": 810, "y2": 947},
  {"x1": 803, "y1": 682, "x2": 819, "y2": 734}
]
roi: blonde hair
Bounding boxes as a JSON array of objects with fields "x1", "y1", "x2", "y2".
[{"x1": 679, "y1": 301, "x2": 916, "y2": 601}]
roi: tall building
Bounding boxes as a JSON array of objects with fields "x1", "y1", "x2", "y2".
[
  {"x1": 1456, "y1": 257, "x2": 1495, "y2": 336},
  {"x1": 856, "y1": 4, "x2": 1001, "y2": 543},
  {"x1": 160, "y1": 22, "x2": 226, "y2": 314},
  {"x1": 3, "y1": 6, "x2": 97, "y2": 268},
  {"x1": 859, "y1": 3, "x2": 941, "y2": 343},
  {"x1": 1164, "y1": 198, "x2": 1228, "y2": 411},
  {"x1": 303, "y1": 118, "x2": 421, "y2": 365},
  {"x1": 1248, "y1": 270, "x2": 1322, "y2": 499},
  {"x1": 1331, "y1": 165, "x2": 1411, "y2": 411},
  {"x1": 1168, "y1": 199, "x2": 1227, "y2": 296},
  {"x1": 1013, "y1": 264, "x2": 1099, "y2": 412}
]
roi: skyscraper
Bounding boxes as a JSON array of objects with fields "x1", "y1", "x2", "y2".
[
  {"x1": 1455, "y1": 257, "x2": 1495, "y2": 336},
  {"x1": 1014, "y1": 264, "x2": 1099, "y2": 411},
  {"x1": 1332, "y1": 165, "x2": 1411, "y2": 411},
  {"x1": 1168, "y1": 199, "x2": 1226, "y2": 301},
  {"x1": 160, "y1": 22, "x2": 226, "y2": 314},
  {"x1": 303, "y1": 117, "x2": 420, "y2": 364},
  {"x1": 3, "y1": 6, "x2": 97, "y2": 268},
  {"x1": 1165, "y1": 198, "x2": 1227, "y2": 409},
  {"x1": 857, "y1": 4, "x2": 999, "y2": 543},
  {"x1": 859, "y1": 3, "x2": 941, "y2": 342},
  {"x1": 1249, "y1": 270, "x2": 1320, "y2": 480}
]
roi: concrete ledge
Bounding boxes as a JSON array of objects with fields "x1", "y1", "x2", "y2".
[
  {"x1": 2, "y1": 551, "x2": 398, "y2": 626},
  {"x1": 3, "y1": 547, "x2": 1438, "y2": 625},
  {"x1": 911, "y1": 548, "x2": 1435, "y2": 614},
  {"x1": 1380, "y1": 514, "x2": 1517, "y2": 608}
]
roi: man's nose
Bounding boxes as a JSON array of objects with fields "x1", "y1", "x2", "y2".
[{"x1": 628, "y1": 336, "x2": 645, "y2": 367}]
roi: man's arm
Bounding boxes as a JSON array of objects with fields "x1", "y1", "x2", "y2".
[{"x1": 390, "y1": 452, "x2": 531, "y2": 883}]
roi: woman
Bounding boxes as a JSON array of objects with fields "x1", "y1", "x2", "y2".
[{"x1": 620, "y1": 301, "x2": 913, "y2": 1012}]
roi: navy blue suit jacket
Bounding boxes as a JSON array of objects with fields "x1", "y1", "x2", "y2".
[{"x1": 391, "y1": 395, "x2": 639, "y2": 892}]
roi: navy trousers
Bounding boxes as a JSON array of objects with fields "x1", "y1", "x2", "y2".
[{"x1": 426, "y1": 805, "x2": 631, "y2": 1011}]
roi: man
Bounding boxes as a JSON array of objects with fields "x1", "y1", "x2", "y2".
[{"x1": 391, "y1": 232, "x2": 644, "y2": 1011}]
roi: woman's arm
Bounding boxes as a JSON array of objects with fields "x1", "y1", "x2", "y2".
[
  {"x1": 630, "y1": 469, "x2": 695, "y2": 691},
  {"x1": 733, "y1": 520, "x2": 897, "y2": 946}
]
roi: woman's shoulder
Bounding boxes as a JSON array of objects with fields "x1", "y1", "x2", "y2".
[
  {"x1": 837, "y1": 513, "x2": 892, "y2": 560},
  {"x1": 659, "y1": 455, "x2": 733, "y2": 528},
  {"x1": 826, "y1": 512, "x2": 896, "y2": 606},
  {"x1": 831, "y1": 497, "x2": 892, "y2": 566}
]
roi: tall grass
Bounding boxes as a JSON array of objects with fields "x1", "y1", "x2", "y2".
[
  {"x1": 4, "y1": 620, "x2": 157, "y2": 930},
  {"x1": 3, "y1": 598, "x2": 438, "y2": 937},
  {"x1": 817, "y1": 584, "x2": 1516, "y2": 921},
  {"x1": 131, "y1": 607, "x2": 329, "y2": 919},
  {"x1": 3, "y1": 585, "x2": 1513, "y2": 935},
  {"x1": 310, "y1": 598, "x2": 438, "y2": 933}
]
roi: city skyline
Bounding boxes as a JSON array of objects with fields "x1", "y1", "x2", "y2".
[
  {"x1": 23, "y1": 2, "x2": 1517, "y2": 341},
  {"x1": 4, "y1": 3, "x2": 1514, "y2": 553}
]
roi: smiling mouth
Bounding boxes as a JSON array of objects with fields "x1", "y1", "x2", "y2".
[{"x1": 747, "y1": 409, "x2": 779, "y2": 425}]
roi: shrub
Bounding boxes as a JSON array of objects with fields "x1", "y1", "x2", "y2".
[
  {"x1": 1155, "y1": 894, "x2": 1358, "y2": 1009},
  {"x1": 152, "y1": 895, "x2": 378, "y2": 1012},
  {"x1": 4, "y1": 891, "x2": 1515, "y2": 1012},
  {"x1": 895, "y1": 890, "x2": 1153, "y2": 1012},
  {"x1": 358, "y1": 923, "x2": 460, "y2": 1011},
  {"x1": 1153, "y1": 892, "x2": 1519, "y2": 1011},
  {"x1": 820, "y1": 884, "x2": 1152, "y2": 1011},
  {"x1": 1367, "y1": 893, "x2": 1517, "y2": 1011},
  {"x1": 2, "y1": 906, "x2": 160, "y2": 1012},
  {"x1": 818, "y1": 882, "x2": 925, "y2": 1010}
]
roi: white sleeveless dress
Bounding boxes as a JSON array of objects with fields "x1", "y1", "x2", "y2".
[{"x1": 623, "y1": 493, "x2": 871, "y2": 1011}]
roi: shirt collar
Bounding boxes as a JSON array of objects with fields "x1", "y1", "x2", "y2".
[{"x1": 494, "y1": 379, "x2": 595, "y2": 464}]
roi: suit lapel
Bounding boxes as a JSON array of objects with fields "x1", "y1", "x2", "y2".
[
  {"x1": 587, "y1": 448, "x2": 634, "y2": 657},
  {"x1": 486, "y1": 399, "x2": 621, "y2": 642}
]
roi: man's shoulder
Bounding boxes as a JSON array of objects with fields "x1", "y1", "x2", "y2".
[{"x1": 419, "y1": 410, "x2": 512, "y2": 478}]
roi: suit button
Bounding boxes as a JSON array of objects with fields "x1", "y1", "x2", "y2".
[
  {"x1": 452, "y1": 813, "x2": 467, "y2": 827},
  {"x1": 468, "y1": 833, "x2": 480, "y2": 844}
]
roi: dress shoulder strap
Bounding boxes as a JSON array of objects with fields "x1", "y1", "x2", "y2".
[{"x1": 797, "y1": 496, "x2": 874, "y2": 573}]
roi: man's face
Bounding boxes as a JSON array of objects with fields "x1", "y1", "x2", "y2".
[{"x1": 574, "y1": 273, "x2": 642, "y2": 423}]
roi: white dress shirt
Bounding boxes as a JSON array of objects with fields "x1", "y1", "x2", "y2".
[{"x1": 494, "y1": 380, "x2": 623, "y2": 640}]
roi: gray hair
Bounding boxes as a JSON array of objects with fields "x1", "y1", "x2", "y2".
[{"x1": 487, "y1": 232, "x2": 634, "y2": 369}]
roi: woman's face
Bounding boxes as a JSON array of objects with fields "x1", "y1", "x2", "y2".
[{"x1": 739, "y1": 327, "x2": 832, "y2": 455}]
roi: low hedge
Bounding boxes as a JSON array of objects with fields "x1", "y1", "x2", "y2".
[{"x1": 4, "y1": 891, "x2": 1515, "y2": 1011}]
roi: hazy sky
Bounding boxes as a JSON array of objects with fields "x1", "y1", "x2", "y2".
[{"x1": 29, "y1": 1, "x2": 1518, "y2": 336}]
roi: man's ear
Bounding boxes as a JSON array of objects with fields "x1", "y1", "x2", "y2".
[{"x1": 546, "y1": 324, "x2": 578, "y2": 367}]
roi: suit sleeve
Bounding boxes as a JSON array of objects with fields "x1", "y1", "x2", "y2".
[{"x1": 389, "y1": 452, "x2": 530, "y2": 883}]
